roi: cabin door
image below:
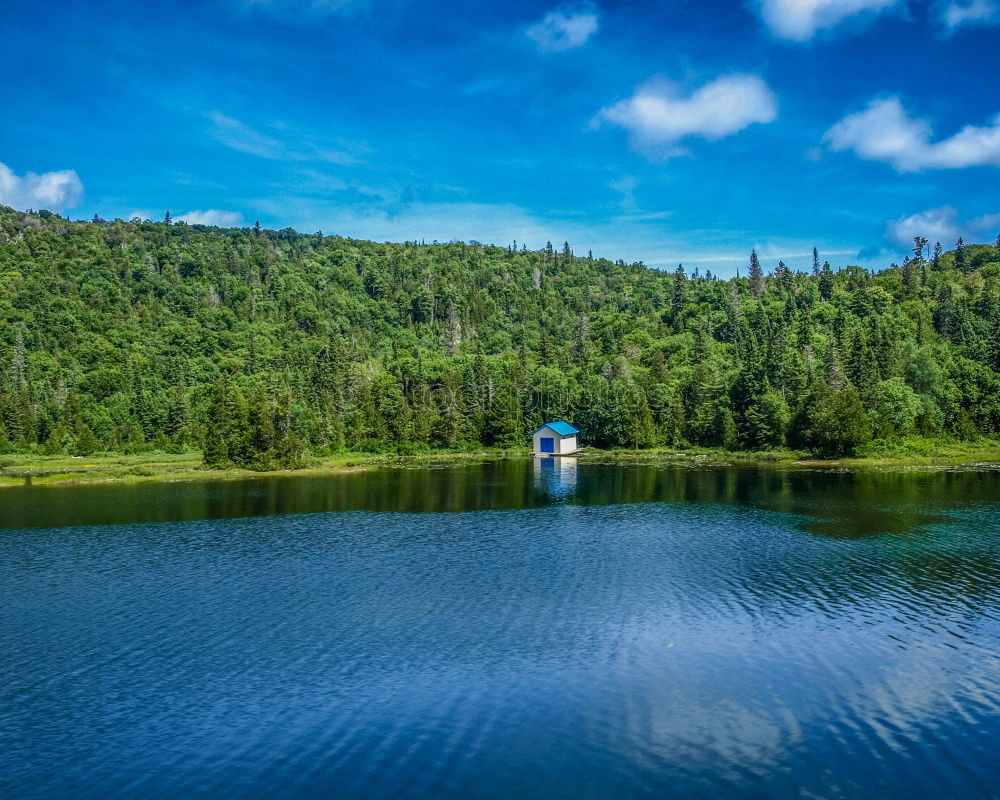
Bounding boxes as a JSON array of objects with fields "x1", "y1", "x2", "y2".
[{"x1": 540, "y1": 437, "x2": 554, "y2": 453}]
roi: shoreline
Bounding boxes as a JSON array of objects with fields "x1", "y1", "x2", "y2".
[{"x1": 3, "y1": 441, "x2": 1000, "y2": 488}]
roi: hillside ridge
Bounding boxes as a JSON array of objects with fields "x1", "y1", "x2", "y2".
[{"x1": 1, "y1": 205, "x2": 999, "y2": 466}]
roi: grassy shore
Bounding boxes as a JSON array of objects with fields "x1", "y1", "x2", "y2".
[
  {"x1": 0, "y1": 450, "x2": 522, "y2": 488},
  {"x1": 578, "y1": 438, "x2": 1000, "y2": 468},
  {"x1": 2, "y1": 437, "x2": 999, "y2": 488}
]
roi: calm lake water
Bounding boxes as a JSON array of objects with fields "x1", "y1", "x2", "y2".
[{"x1": 3, "y1": 459, "x2": 1000, "y2": 798}]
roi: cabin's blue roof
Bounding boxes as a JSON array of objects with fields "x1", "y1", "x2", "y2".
[{"x1": 532, "y1": 420, "x2": 580, "y2": 436}]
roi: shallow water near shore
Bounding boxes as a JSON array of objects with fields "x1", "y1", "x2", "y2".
[{"x1": 3, "y1": 460, "x2": 1000, "y2": 798}]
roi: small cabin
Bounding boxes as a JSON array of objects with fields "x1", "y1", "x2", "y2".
[{"x1": 531, "y1": 420, "x2": 580, "y2": 455}]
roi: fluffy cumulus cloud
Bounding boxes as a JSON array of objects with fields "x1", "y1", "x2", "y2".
[
  {"x1": 526, "y1": 4, "x2": 599, "y2": 52},
  {"x1": 596, "y1": 74, "x2": 778, "y2": 157},
  {"x1": 941, "y1": 0, "x2": 1000, "y2": 30},
  {"x1": 884, "y1": 205, "x2": 1000, "y2": 247},
  {"x1": 0, "y1": 161, "x2": 83, "y2": 211},
  {"x1": 824, "y1": 96, "x2": 1000, "y2": 171},
  {"x1": 757, "y1": 0, "x2": 901, "y2": 40},
  {"x1": 175, "y1": 209, "x2": 244, "y2": 226},
  {"x1": 885, "y1": 206, "x2": 961, "y2": 247}
]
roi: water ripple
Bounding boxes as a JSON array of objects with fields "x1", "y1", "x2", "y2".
[{"x1": 3, "y1": 467, "x2": 1000, "y2": 798}]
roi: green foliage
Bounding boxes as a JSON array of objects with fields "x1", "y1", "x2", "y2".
[
  {"x1": 802, "y1": 383, "x2": 873, "y2": 457},
  {"x1": 1, "y1": 206, "x2": 999, "y2": 462},
  {"x1": 869, "y1": 378, "x2": 922, "y2": 439}
]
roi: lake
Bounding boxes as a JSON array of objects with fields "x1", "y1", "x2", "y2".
[{"x1": 3, "y1": 459, "x2": 1000, "y2": 798}]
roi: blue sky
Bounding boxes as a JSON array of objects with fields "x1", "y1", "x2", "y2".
[{"x1": 1, "y1": 0, "x2": 998, "y2": 274}]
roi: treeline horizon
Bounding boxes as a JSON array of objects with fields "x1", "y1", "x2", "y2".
[{"x1": 2, "y1": 204, "x2": 999, "y2": 467}]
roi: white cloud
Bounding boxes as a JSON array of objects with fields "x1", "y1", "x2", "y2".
[
  {"x1": 757, "y1": 0, "x2": 901, "y2": 40},
  {"x1": 885, "y1": 206, "x2": 961, "y2": 247},
  {"x1": 252, "y1": 193, "x2": 851, "y2": 276},
  {"x1": 175, "y1": 209, "x2": 244, "y2": 226},
  {"x1": 609, "y1": 175, "x2": 639, "y2": 212},
  {"x1": 0, "y1": 161, "x2": 83, "y2": 211},
  {"x1": 207, "y1": 112, "x2": 281, "y2": 158},
  {"x1": 941, "y1": 0, "x2": 1000, "y2": 30},
  {"x1": 207, "y1": 111, "x2": 364, "y2": 166},
  {"x1": 884, "y1": 206, "x2": 1000, "y2": 248},
  {"x1": 969, "y1": 211, "x2": 1000, "y2": 232},
  {"x1": 526, "y1": 4, "x2": 599, "y2": 52},
  {"x1": 596, "y1": 74, "x2": 778, "y2": 157},
  {"x1": 824, "y1": 96, "x2": 1000, "y2": 171}
]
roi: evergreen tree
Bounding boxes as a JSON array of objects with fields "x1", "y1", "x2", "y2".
[
  {"x1": 932, "y1": 241, "x2": 943, "y2": 270},
  {"x1": 202, "y1": 378, "x2": 248, "y2": 468},
  {"x1": 167, "y1": 386, "x2": 190, "y2": 444},
  {"x1": 955, "y1": 236, "x2": 967, "y2": 272},
  {"x1": 621, "y1": 384, "x2": 655, "y2": 449},
  {"x1": 748, "y1": 250, "x2": 764, "y2": 299},
  {"x1": 819, "y1": 261, "x2": 833, "y2": 300},
  {"x1": 9, "y1": 329, "x2": 27, "y2": 391},
  {"x1": 744, "y1": 389, "x2": 788, "y2": 449},
  {"x1": 72, "y1": 424, "x2": 100, "y2": 456},
  {"x1": 803, "y1": 383, "x2": 872, "y2": 457}
]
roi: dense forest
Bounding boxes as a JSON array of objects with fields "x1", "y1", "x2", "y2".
[{"x1": 1, "y1": 204, "x2": 999, "y2": 466}]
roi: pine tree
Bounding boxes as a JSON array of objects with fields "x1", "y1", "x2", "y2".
[
  {"x1": 744, "y1": 389, "x2": 788, "y2": 449},
  {"x1": 812, "y1": 247, "x2": 820, "y2": 276},
  {"x1": 819, "y1": 261, "x2": 833, "y2": 300},
  {"x1": 936, "y1": 283, "x2": 956, "y2": 340},
  {"x1": 775, "y1": 260, "x2": 793, "y2": 293},
  {"x1": 903, "y1": 259, "x2": 920, "y2": 296},
  {"x1": 202, "y1": 377, "x2": 248, "y2": 467},
  {"x1": 272, "y1": 388, "x2": 304, "y2": 468},
  {"x1": 484, "y1": 385, "x2": 523, "y2": 448},
  {"x1": 672, "y1": 264, "x2": 686, "y2": 322},
  {"x1": 621, "y1": 384, "x2": 655, "y2": 448},
  {"x1": 167, "y1": 386, "x2": 190, "y2": 443},
  {"x1": 9, "y1": 330, "x2": 27, "y2": 391},
  {"x1": 804, "y1": 383, "x2": 871, "y2": 457},
  {"x1": 749, "y1": 250, "x2": 764, "y2": 299},
  {"x1": 131, "y1": 368, "x2": 155, "y2": 441},
  {"x1": 72, "y1": 424, "x2": 100, "y2": 456},
  {"x1": 955, "y1": 236, "x2": 967, "y2": 272},
  {"x1": 443, "y1": 301, "x2": 463, "y2": 355},
  {"x1": 244, "y1": 383, "x2": 276, "y2": 470}
]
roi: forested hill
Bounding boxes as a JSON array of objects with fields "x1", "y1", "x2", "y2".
[{"x1": 2, "y1": 205, "x2": 999, "y2": 466}]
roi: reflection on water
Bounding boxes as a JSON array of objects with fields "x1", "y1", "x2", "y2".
[
  {"x1": 2, "y1": 459, "x2": 997, "y2": 537},
  {"x1": 533, "y1": 455, "x2": 578, "y2": 499},
  {"x1": 2, "y1": 461, "x2": 1000, "y2": 798}
]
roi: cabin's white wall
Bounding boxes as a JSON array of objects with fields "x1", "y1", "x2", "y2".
[{"x1": 557, "y1": 434, "x2": 578, "y2": 454}]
